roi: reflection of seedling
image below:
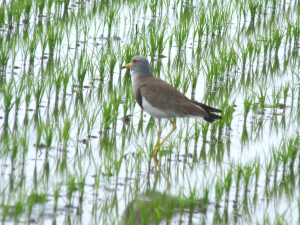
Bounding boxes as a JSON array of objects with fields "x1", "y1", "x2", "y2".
[{"x1": 250, "y1": 85, "x2": 267, "y2": 110}]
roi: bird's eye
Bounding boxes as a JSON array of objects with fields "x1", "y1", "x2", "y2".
[{"x1": 132, "y1": 59, "x2": 137, "y2": 64}]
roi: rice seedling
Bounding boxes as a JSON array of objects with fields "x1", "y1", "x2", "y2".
[
  {"x1": 3, "y1": 77, "x2": 15, "y2": 122},
  {"x1": 1, "y1": 203, "x2": 9, "y2": 223},
  {"x1": 101, "y1": 90, "x2": 121, "y2": 130},
  {"x1": 224, "y1": 168, "x2": 232, "y2": 198},
  {"x1": 0, "y1": 5, "x2": 5, "y2": 27},
  {"x1": 148, "y1": 19, "x2": 168, "y2": 58},
  {"x1": 66, "y1": 175, "x2": 76, "y2": 205},
  {"x1": 249, "y1": 0, "x2": 259, "y2": 21},
  {"x1": 215, "y1": 179, "x2": 225, "y2": 206},
  {"x1": 207, "y1": 1, "x2": 233, "y2": 36},
  {"x1": 61, "y1": 118, "x2": 72, "y2": 149},
  {"x1": 272, "y1": 28, "x2": 284, "y2": 54},
  {"x1": 244, "y1": 95, "x2": 253, "y2": 119},
  {"x1": 13, "y1": 200, "x2": 25, "y2": 223},
  {"x1": 173, "y1": 18, "x2": 190, "y2": 50}
]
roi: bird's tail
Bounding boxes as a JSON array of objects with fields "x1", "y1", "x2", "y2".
[{"x1": 190, "y1": 100, "x2": 222, "y2": 123}]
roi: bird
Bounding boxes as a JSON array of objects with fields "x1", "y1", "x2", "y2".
[{"x1": 122, "y1": 55, "x2": 222, "y2": 157}]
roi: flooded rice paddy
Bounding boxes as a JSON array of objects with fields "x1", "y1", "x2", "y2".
[{"x1": 0, "y1": 0, "x2": 299, "y2": 224}]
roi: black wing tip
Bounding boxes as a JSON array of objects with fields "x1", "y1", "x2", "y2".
[
  {"x1": 191, "y1": 100, "x2": 222, "y2": 114},
  {"x1": 204, "y1": 113, "x2": 223, "y2": 123}
]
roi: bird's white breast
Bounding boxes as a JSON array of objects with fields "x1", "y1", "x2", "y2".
[{"x1": 142, "y1": 96, "x2": 177, "y2": 119}]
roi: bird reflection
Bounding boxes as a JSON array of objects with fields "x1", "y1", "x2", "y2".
[{"x1": 122, "y1": 157, "x2": 208, "y2": 224}]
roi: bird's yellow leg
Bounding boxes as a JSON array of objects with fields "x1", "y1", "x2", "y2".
[
  {"x1": 160, "y1": 118, "x2": 177, "y2": 146},
  {"x1": 153, "y1": 118, "x2": 176, "y2": 157},
  {"x1": 153, "y1": 119, "x2": 162, "y2": 157},
  {"x1": 152, "y1": 155, "x2": 171, "y2": 188}
]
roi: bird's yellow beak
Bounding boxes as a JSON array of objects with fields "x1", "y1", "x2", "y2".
[{"x1": 122, "y1": 62, "x2": 132, "y2": 69}]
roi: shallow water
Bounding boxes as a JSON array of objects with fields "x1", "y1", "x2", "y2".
[{"x1": 0, "y1": 0, "x2": 299, "y2": 224}]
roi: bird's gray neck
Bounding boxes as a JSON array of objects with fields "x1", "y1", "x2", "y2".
[
  {"x1": 132, "y1": 61, "x2": 151, "y2": 75},
  {"x1": 132, "y1": 70, "x2": 152, "y2": 81}
]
